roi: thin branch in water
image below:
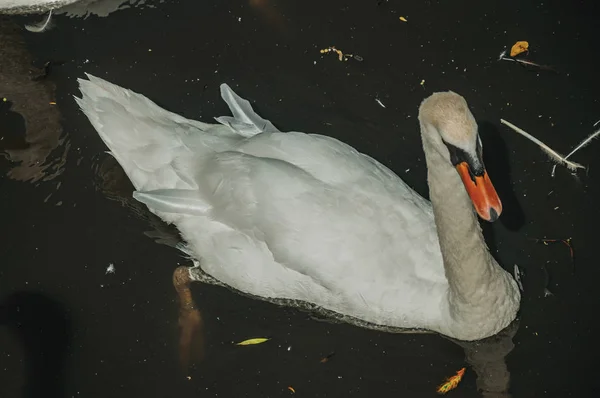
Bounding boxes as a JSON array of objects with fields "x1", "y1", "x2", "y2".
[
  {"x1": 500, "y1": 119, "x2": 585, "y2": 171},
  {"x1": 498, "y1": 49, "x2": 508, "y2": 61},
  {"x1": 498, "y1": 52, "x2": 557, "y2": 72},
  {"x1": 533, "y1": 237, "x2": 575, "y2": 263},
  {"x1": 551, "y1": 128, "x2": 600, "y2": 176}
]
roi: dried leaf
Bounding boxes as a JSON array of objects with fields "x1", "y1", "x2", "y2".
[
  {"x1": 436, "y1": 367, "x2": 466, "y2": 394},
  {"x1": 510, "y1": 41, "x2": 529, "y2": 57},
  {"x1": 288, "y1": 386, "x2": 296, "y2": 393},
  {"x1": 399, "y1": 16, "x2": 408, "y2": 22},
  {"x1": 235, "y1": 337, "x2": 270, "y2": 346}
]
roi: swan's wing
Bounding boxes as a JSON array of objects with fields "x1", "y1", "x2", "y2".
[
  {"x1": 195, "y1": 148, "x2": 443, "y2": 286},
  {"x1": 215, "y1": 84, "x2": 281, "y2": 137},
  {"x1": 133, "y1": 189, "x2": 211, "y2": 215}
]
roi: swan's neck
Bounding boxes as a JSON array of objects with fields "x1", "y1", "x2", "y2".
[{"x1": 421, "y1": 129, "x2": 499, "y2": 310}]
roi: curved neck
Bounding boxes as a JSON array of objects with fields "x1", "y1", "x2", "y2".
[{"x1": 420, "y1": 125, "x2": 496, "y2": 306}]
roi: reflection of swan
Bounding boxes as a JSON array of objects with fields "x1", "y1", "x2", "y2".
[
  {"x1": 0, "y1": 17, "x2": 68, "y2": 182},
  {"x1": 93, "y1": 155, "x2": 182, "y2": 249},
  {"x1": 448, "y1": 319, "x2": 520, "y2": 397},
  {"x1": 76, "y1": 74, "x2": 520, "y2": 353}
]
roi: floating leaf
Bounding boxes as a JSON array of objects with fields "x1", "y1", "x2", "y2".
[
  {"x1": 510, "y1": 41, "x2": 529, "y2": 57},
  {"x1": 235, "y1": 337, "x2": 270, "y2": 346},
  {"x1": 436, "y1": 367, "x2": 466, "y2": 394},
  {"x1": 399, "y1": 16, "x2": 408, "y2": 22},
  {"x1": 288, "y1": 386, "x2": 296, "y2": 393}
]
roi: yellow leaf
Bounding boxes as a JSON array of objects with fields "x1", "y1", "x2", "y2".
[
  {"x1": 288, "y1": 386, "x2": 296, "y2": 393},
  {"x1": 399, "y1": 16, "x2": 408, "y2": 22},
  {"x1": 235, "y1": 337, "x2": 270, "y2": 346},
  {"x1": 510, "y1": 41, "x2": 529, "y2": 57},
  {"x1": 436, "y1": 367, "x2": 466, "y2": 394}
]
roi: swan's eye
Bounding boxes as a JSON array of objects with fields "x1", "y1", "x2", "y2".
[{"x1": 442, "y1": 140, "x2": 484, "y2": 178}]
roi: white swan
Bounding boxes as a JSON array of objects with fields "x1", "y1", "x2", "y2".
[
  {"x1": 0, "y1": 0, "x2": 76, "y2": 14},
  {"x1": 75, "y1": 74, "x2": 520, "y2": 346}
]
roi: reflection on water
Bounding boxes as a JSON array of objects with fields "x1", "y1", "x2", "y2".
[
  {"x1": 55, "y1": 0, "x2": 165, "y2": 19},
  {"x1": 93, "y1": 154, "x2": 181, "y2": 248},
  {"x1": 0, "y1": 17, "x2": 68, "y2": 183},
  {"x1": 448, "y1": 319, "x2": 520, "y2": 397}
]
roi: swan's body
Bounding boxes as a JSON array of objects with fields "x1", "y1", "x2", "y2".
[
  {"x1": 0, "y1": 0, "x2": 76, "y2": 14},
  {"x1": 76, "y1": 74, "x2": 520, "y2": 341}
]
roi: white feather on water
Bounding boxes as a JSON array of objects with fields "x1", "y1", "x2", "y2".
[{"x1": 24, "y1": 9, "x2": 53, "y2": 32}]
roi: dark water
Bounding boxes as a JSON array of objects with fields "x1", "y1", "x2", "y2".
[{"x1": 1, "y1": 0, "x2": 599, "y2": 397}]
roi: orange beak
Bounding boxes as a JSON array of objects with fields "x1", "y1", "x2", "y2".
[{"x1": 455, "y1": 162, "x2": 502, "y2": 222}]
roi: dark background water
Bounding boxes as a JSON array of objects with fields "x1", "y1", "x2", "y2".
[{"x1": 1, "y1": 0, "x2": 599, "y2": 397}]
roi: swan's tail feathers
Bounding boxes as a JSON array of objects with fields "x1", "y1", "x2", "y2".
[
  {"x1": 133, "y1": 189, "x2": 211, "y2": 216},
  {"x1": 75, "y1": 73, "x2": 209, "y2": 192},
  {"x1": 215, "y1": 84, "x2": 280, "y2": 137}
]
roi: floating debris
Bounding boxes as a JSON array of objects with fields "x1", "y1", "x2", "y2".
[
  {"x1": 320, "y1": 352, "x2": 336, "y2": 363},
  {"x1": 499, "y1": 56, "x2": 555, "y2": 71},
  {"x1": 535, "y1": 238, "x2": 574, "y2": 262},
  {"x1": 399, "y1": 16, "x2": 408, "y2": 22},
  {"x1": 235, "y1": 337, "x2": 270, "y2": 346},
  {"x1": 105, "y1": 263, "x2": 115, "y2": 274},
  {"x1": 436, "y1": 367, "x2": 466, "y2": 394},
  {"x1": 510, "y1": 41, "x2": 529, "y2": 57},
  {"x1": 375, "y1": 98, "x2": 386, "y2": 108},
  {"x1": 498, "y1": 48, "x2": 508, "y2": 61},
  {"x1": 320, "y1": 46, "x2": 363, "y2": 62},
  {"x1": 498, "y1": 45, "x2": 555, "y2": 72},
  {"x1": 513, "y1": 264, "x2": 524, "y2": 292},
  {"x1": 25, "y1": 9, "x2": 54, "y2": 33},
  {"x1": 288, "y1": 386, "x2": 296, "y2": 393},
  {"x1": 544, "y1": 288, "x2": 554, "y2": 297},
  {"x1": 500, "y1": 119, "x2": 585, "y2": 172},
  {"x1": 550, "y1": 127, "x2": 600, "y2": 177}
]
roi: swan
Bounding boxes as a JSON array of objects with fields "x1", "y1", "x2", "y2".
[
  {"x1": 75, "y1": 74, "x2": 520, "y2": 349},
  {"x1": 0, "y1": 0, "x2": 76, "y2": 14}
]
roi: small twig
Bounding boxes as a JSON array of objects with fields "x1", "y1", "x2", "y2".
[
  {"x1": 320, "y1": 352, "x2": 336, "y2": 363},
  {"x1": 533, "y1": 238, "x2": 575, "y2": 262},
  {"x1": 498, "y1": 51, "x2": 556, "y2": 72},
  {"x1": 499, "y1": 57, "x2": 556, "y2": 71},
  {"x1": 375, "y1": 98, "x2": 386, "y2": 108},
  {"x1": 551, "y1": 128, "x2": 600, "y2": 176},
  {"x1": 500, "y1": 119, "x2": 584, "y2": 171}
]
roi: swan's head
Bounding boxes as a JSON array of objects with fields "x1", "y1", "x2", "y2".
[{"x1": 418, "y1": 91, "x2": 502, "y2": 222}]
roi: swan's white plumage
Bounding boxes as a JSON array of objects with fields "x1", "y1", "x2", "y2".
[{"x1": 76, "y1": 74, "x2": 519, "y2": 340}]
